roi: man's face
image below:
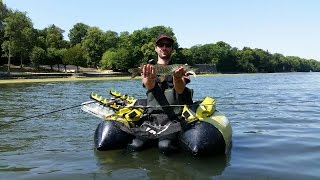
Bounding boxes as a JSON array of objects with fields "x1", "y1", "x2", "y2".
[{"x1": 155, "y1": 39, "x2": 173, "y2": 59}]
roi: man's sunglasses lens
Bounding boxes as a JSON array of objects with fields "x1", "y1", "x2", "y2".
[{"x1": 158, "y1": 43, "x2": 172, "y2": 48}]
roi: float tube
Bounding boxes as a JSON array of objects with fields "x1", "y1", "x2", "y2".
[{"x1": 81, "y1": 91, "x2": 232, "y2": 156}]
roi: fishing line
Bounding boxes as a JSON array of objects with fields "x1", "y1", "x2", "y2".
[
  {"x1": 0, "y1": 101, "x2": 96, "y2": 126},
  {"x1": 1, "y1": 100, "x2": 315, "y2": 127}
]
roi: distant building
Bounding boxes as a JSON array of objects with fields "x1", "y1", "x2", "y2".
[{"x1": 194, "y1": 64, "x2": 217, "y2": 74}]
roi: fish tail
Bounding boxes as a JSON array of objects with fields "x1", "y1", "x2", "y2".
[
  {"x1": 131, "y1": 72, "x2": 139, "y2": 78},
  {"x1": 128, "y1": 68, "x2": 141, "y2": 78},
  {"x1": 186, "y1": 71, "x2": 196, "y2": 78}
]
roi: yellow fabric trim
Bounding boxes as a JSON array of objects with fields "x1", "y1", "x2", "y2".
[{"x1": 196, "y1": 96, "x2": 216, "y2": 119}]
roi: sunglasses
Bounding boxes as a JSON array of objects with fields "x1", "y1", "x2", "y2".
[{"x1": 157, "y1": 42, "x2": 173, "y2": 48}]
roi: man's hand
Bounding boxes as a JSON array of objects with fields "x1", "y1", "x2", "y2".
[
  {"x1": 173, "y1": 67, "x2": 186, "y2": 79},
  {"x1": 142, "y1": 64, "x2": 156, "y2": 90},
  {"x1": 173, "y1": 66, "x2": 187, "y2": 94}
]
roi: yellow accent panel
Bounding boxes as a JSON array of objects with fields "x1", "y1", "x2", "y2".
[
  {"x1": 124, "y1": 108, "x2": 143, "y2": 122},
  {"x1": 196, "y1": 96, "x2": 216, "y2": 119},
  {"x1": 107, "y1": 116, "x2": 130, "y2": 127},
  {"x1": 182, "y1": 105, "x2": 198, "y2": 123}
]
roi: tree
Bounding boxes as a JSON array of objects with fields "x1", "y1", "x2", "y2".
[
  {"x1": 0, "y1": 0, "x2": 9, "y2": 32},
  {"x1": 19, "y1": 26, "x2": 36, "y2": 68},
  {"x1": 222, "y1": 47, "x2": 238, "y2": 72},
  {"x1": 250, "y1": 48, "x2": 272, "y2": 72},
  {"x1": 2, "y1": 10, "x2": 33, "y2": 74},
  {"x1": 68, "y1": 23, "x2": 89, "y2": 46},
  {"x1": 118, "y1": 31, "x2": 131, "y2": 48},
  {"x1": 212, "y1": 41, "x2": 237, "y2": 72},
  {"x1": 104, "y1": 30, "x2": 119, "y2": 50},
  {"x1": 141, "y1": 41, "x2": 156, "y2": 63},
  {"x1": 270, "y1": 53, "x2": 284, "y2": 72},
  {"x1": 63, "y1": 44, "x2": 85, "y2": 72},
  {"x1": 45, "y1": 24, "x2": 64, "y2": 49},
  {"x1": 0, "y1": 0, "x2": 10, "y2": 64},
  {"x1": 100, "y1": 49, "x2": 116, "y2": 70},
  {"x1": 46, "y1": 48, "x2": 64, "y2": 71},
  {"x1": 82, "y1": 27, "x2": 108, "y2": 68},
  {"x1": 190, "y1": 44, "x2": 216, "y2": 64},
  {"x1": 100, "y1": 48, "x2": 132, "y2": 71},
  {"x1": 30, "y1": 47, "x2": 46, "y2": 69},
  {"x1": 285, "y1": 56, "x2": 301, "y2": 72},
  {"x1": 172, "y1": 48, "x2": 194, "y2": 65},
  {"x1": 1, "y1": 41, "x2": 14, "y2": 73},
  {"x1": 235, "y1": 47, "x2": 258, "y2": 73}
]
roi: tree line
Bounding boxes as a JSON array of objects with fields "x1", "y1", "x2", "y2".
[{"x1": 1, "y1": 1, "x2": 319, "y2": 75}]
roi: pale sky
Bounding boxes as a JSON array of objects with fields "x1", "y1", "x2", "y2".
[{"x1": 4, "y1": 0, "x2": 320, "y2": 60}]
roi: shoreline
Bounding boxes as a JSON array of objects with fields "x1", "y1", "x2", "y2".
[
  {"x1": 1, "y1": 72, "x2": 307, "y2": 84},
  {"x1": 0, "y1": 69, "x2": 132, "y2": 84},
  {"x1": 0, "y1": 75, "x2": 134, "y2": 84},
  {"x1": 0, "y1": 73, "x2": 244, "y2": 84}
]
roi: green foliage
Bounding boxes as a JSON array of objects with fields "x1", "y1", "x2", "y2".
[
  {"x1": 190, "y1": 44, "x2": 217, "y2": 64},
  {"x1": 1, "y1": 40, "x2": 13, "y2": 57},
  {"x1": 81, "y1": 27, "x2": 109, "y2": 67},
  {"x1": 0, "y1": 0, "x2": 9, "y2": 25},
  {"x1": 30, "y1": 47, "x2": 46, "y2": 69},
  {"x1": 45, "y1": 24, "x2": 65, "y2": 49},
  {"x1": 100, "y1": 48, "x2": 132, "y2": 71},
  {"x1": 100, "y1": 49, "x2": 116, "y2": 70},
  {"x1": 0, "y1": 0, "x2": 9, "y2": 54},
  {"x1": 63, "y1": 44, "x2": 86, "y2": 69},
  {"x1": 2, "y1": 10, "x2": 33, "y2": 67},
  {"x1": 235, "y1": 47, "x2": 258, "y2": 73},
  {"x1": 46, "y1": 48, "x2": 65, "y2": 69},
  {"x1": 141, "y1": 42, "x2": 156, "y2": 62},
  {"x1": 33, "y1": 29, "x2": 47, "y2": 50},
  {"x1": 104, "y1": 30, "x2": 119, "y2": 49},
  {"x1": 173, "y1": 48, "x2": 194, "y2": 65},
  {"x1": 68, "y1": 23, "x2": 89, "y2": 46}
]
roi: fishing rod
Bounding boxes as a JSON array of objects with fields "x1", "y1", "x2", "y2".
[
  {"x1": 1, "y1": 100, "x2": 312, "y2": 127},
  {"x1": 0, "y1": 101, "x2": 96, "y2": 126}
]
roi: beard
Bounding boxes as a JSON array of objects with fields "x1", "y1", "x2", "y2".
[{"x1": 159, "y1": 52, "x2": 172, "y2": 60}]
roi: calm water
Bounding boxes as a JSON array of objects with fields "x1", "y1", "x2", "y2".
[{"x1": 1, "y1": 73, "x2": 320, "y2": 179}]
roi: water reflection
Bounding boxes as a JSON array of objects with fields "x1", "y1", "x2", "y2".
[{"x1": 94, "y1": 147, "x2": 231, "y2": 179}]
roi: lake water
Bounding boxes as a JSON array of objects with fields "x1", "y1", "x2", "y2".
[{"x1": 1, "y1": 73, "x2": 320, "y2": 179}]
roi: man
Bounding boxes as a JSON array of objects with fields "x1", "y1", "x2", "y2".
[
  {"x1": 127, "y1": 34, "x2": 193, "y2": 154},
  {"x1": 142, "y1": 34, "x2": 189, "y2": 94}
]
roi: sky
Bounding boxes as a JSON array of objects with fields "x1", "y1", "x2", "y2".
[{"x1": 4, "y1": 0, "x2": 320, "y2": 60}]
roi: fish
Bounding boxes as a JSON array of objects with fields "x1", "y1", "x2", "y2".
[{"x1": 128, "y1": 64, "x2": 197, "y2": 78}]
